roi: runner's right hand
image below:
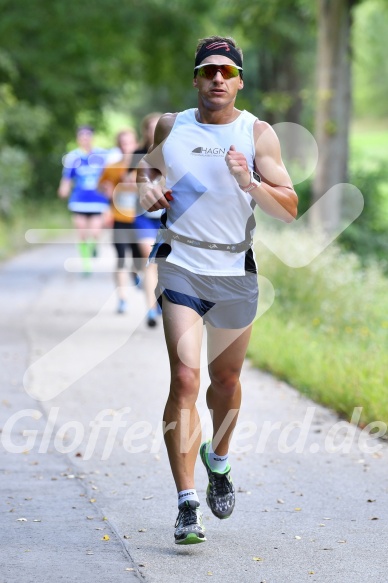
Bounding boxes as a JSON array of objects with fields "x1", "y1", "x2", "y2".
[{"x1": 138, "y1": 181, "x2": 172, "y2": 211}]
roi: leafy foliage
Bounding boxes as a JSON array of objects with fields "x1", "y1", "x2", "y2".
[
  {"x1": 0, "y1": 146, "x2": 31, "y2": 216},
  {"x1": 0, "y1": 51, "x2": 33, "y2": 215},
  {"x1": 353, "y1": 0, "x2": 388, "y2": 118},
  {"x1": 220, "y1": 0, "x2": 317, "y2": 125},
  {"x1": 0, "y1": 0, "x2": 212, "y2": 197},
  {"x1": 339, "y1": 163, "x2": 388, "y2": 266}
]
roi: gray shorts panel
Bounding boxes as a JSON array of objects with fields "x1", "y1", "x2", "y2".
[{"x1": 156, "y1": 262, "x2": 258, "y2": 329}]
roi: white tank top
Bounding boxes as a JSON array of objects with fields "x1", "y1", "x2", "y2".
[{"x1": 160, "y1": 108, "x2": 257, "y2": 276}]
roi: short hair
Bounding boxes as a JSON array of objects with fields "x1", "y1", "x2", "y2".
[
  {"x1": 140, "y1": 112, "x2": 162, "y2": 135},
  {"x1": 77, "y1": 125, "x2": 94, "y2": 134},
  {"x1": 116, "y1": 128, "x2": 137, "y2": 149},
  {"x1": 195, "y1": 36, "x2": 243, "y2": 62}
]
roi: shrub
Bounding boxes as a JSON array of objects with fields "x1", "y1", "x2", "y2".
[{"x1": 0, "y1": 145, "x2": 31, "y2": 216}]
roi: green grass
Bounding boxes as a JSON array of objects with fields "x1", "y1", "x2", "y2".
[
  {"x1": 350, "y1": 118, "x2": 388, "y2": 166},
  {"x1": 0, "y1": 198, "x2": 71, "y2": 262},
  {"x1": 248, "y1": 230, "x2": 388, "y2": 427}
]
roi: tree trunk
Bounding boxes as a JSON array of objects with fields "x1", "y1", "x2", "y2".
[
  {"x1": 311, "y1": 0, "x2": 353, "y2": 234},
  {"x1": 258, "y1": 49, "x2": 304, "y2": 127}
]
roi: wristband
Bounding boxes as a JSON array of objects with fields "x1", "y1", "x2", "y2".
[{"x1": 240, "y1": 170, "x2": 261, "y2": 192}]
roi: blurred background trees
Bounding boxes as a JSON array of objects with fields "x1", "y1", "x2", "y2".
[
  {"x1": 1, "y1": 0, "x2": 387, "y2": 420},
  {"x1": 1, "y1": 0, "x2": 388, "y2": 262}
]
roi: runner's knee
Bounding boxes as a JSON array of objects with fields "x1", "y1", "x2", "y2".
[
  {"x1": 169, "y1": 365, "x2": 200, "y2": 406},
  {"x1": 208, "y1": 368, "x2": 240, "y2": 397}
]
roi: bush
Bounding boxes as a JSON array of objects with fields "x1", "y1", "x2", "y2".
[
  {"x1": 0, "y1": 145, "x2": 31, "y2": 216},
  {"x1": 339, "y1": 163, "x2": 388, "y2": 266},
  {"x1": 291, "y1": 163, "x2": 388, "y2": 268}
]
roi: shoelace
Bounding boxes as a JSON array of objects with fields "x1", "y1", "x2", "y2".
[
  {"x1": 210, "y1": 472, "x2": 233, "y2": 496},
  {"x1": 176, "y1": 505, "x2": 198, "y2": 528}
]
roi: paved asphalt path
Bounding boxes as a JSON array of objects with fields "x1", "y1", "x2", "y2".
[{"x1": 1, "y1": 238, "x2": 388, "y2": 583}]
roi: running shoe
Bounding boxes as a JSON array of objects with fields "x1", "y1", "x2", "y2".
[
  {"x1": 174, "y1": 500, "x2": 206, "y2": 545},
  {"x1": 147, "y1": 309, "x2": 157, "y2": 327},
  {"x1": 117, "y1": 299, "x2": 128, "y2": 314},
  {"x1": 131, "y1": 272, "x2": 141, "y2": 287},
  {"x1": 200, "y1": 441, "x2": 235, "y2": 519}
]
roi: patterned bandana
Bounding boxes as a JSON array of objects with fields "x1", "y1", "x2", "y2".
[{"x1": 194, "y1": 41, "x2": 243, "y2": 70}]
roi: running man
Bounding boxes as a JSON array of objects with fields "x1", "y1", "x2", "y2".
[
  {"x1": 137, "y1": 36, "x2": 298, "y2": 545},
  {"x1": 98, "y1": 128, "x2": 140, "y2": 314},
  {"x1": 132, "y1": 113, "x2": 163, "y2": 327},
  {"x1": 58, "y1": 126, "x2": 109, "y2": 274}
]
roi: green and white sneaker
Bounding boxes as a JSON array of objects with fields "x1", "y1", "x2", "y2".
[
  {"x1": 200, "y1": 441, "x2": 235, "y2": 519},
  {"x1": 174, "y1": 500, "x2": 206, "y2": 545}
]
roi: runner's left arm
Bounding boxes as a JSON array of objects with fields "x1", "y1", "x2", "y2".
[{"x1": 225, "y1": 121, "x2": 298, "y2": 222}]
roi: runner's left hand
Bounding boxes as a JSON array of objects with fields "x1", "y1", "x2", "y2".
[{"x1": 225, "y1": 145, "x2": 251, "y2": 188}]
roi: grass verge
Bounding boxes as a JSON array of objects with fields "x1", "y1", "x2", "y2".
[{"x1": 248, "y1": 229, "x2": 388, "y2": 427}]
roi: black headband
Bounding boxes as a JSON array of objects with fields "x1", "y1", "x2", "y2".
[{"x1": 194, "y1": 41, "x2": 243, "y2": 71}]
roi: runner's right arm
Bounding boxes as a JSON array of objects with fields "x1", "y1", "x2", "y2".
[
  {"x1": 137, "y1": 113, "x2": 176, "y2": 212},
  {"x1": 57, "y1": 178, "x2": 72, "y2": 199}
]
